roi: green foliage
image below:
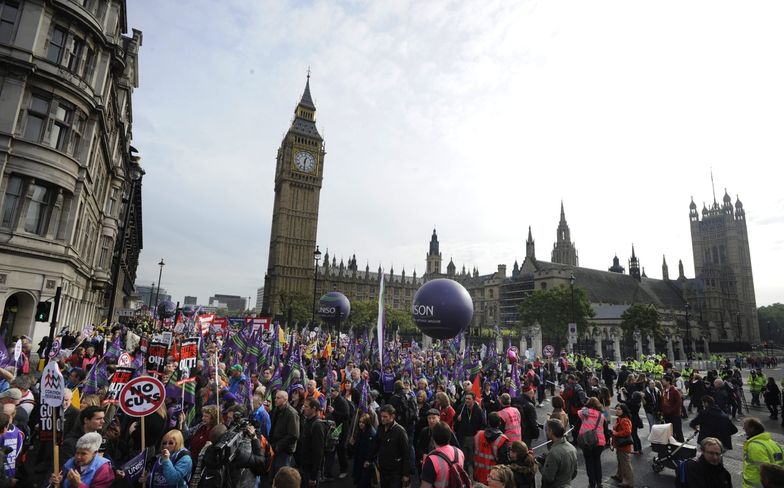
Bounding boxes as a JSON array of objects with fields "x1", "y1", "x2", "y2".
[
  {"x1": 620, "y1": 304, "x2": 662, "y2": 340},
  {"x1": 344, "y1": 300, "x2": 417, "y2": 334},
  {"x1": 278, "y1": 290, "x2": 314, "y2": 324},
  {"x1": 517, "y1": 284, "x2": 594, "y2": 343},
  {"x1": 759, "y1": 303, "x2": 784, "y2": 344}
]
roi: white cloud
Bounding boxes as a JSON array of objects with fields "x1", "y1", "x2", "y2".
[{"x1": 127, "y1": 0, "x2": 784, "y2": 308}]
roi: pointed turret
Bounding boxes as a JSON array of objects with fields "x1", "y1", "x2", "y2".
[
  {"x1": 662, "y1": 255, "x2": 669, "y2": 281},
  {"x1": 629, "y1": 245, "x2": 641, "y2": 281},
  {"x1": 426, "y1": 228, "x2": 443, "y2": 275},
  {"x1": 299, "y1": 72, "x2": 316, "y2": 110},
  {"x1": 678, "y1": 259, "x2": 685, "y2": 280},
  {"x1": 526, "y1": 226, "x2": 536, "y2": 259},
  {"x1": 552, "y1": 202, "x2": 578, "y2": 266},
  {"x1": 689, "y1": 196, "x2": 699, "y2": 222},
  {"x1": 447, "y1": 258, "x2": 456, "y2": 277}
]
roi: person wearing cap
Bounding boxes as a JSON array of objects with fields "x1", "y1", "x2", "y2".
[
  {"x1": 228, "y1": 364, "x2": 247, "y2": 395},
  {"x1": 51, "y1": 431, "x2": 114, "y2": 488},
  {"x1": 0, "y1": 389, "x2": 20, "y2": 419},
  {"x1": 416, "y1": 408, "x2": 459, "y2": 470}
]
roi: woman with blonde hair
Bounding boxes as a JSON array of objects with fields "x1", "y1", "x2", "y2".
[{"x1": 146, "y1": 429, "x2": 192, "y2": 488}]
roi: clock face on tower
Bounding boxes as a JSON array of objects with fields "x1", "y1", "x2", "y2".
[{"x1": 294, "y1": 151, "x2": 316, "y2": 173}]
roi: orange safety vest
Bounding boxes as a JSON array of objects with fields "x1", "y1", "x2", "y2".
[
  {"x1": 497, "y1": 406, "x2": 522, "y2": 442},
  {"x1": 473, "y1": 431, "x2": 509, "y2": 484},
  {"x1": 427, "y1": 445, "x2": 465, "y2": 488}
]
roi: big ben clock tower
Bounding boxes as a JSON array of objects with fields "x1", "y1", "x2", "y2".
[{"x1": 262, "y1": 75, "x2": 325, "y2": 315}]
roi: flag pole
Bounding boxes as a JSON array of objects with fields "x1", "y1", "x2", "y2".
[{"x1": 214, "y1": 349, "x2": 221, "y2": 424}]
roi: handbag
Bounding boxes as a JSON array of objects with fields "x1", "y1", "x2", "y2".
[
  {"x1": 615, "y1": 435, "x2": 634, "y2": 447},
  {"x1": 577, "y1": 413, "x2": 602, "y2": 449}
]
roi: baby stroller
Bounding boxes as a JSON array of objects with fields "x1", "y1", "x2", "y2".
[{"x1": 648, "y1": 423, "x2": 699, "y2": 473}]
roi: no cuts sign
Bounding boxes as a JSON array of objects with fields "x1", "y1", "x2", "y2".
[{"x1": 119, "y1": 376, "x2": 166, "y2": 417}]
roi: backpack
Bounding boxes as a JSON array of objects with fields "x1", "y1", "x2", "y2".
[
  {"x1": 252, "y1": 434, "x2": 275, "y2": 476},
  {"x1": 320, "y1": 419, "x2": 342, "y2": 452},
  {"x1": 675, "y1": 458, "x2": 695, "y2": 488},
  {"x1": 431, "y1": 447, "x2": 472, "y2": 488},
  {"x1": 397, "y1": 392, "x2": 418, "y2": 429},
  {"x1": 576, "y1": 414, "x2": 602, "y2": 449}
]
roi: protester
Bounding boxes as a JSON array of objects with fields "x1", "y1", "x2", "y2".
[
  {"x1": 472, "y1": 412, "x2": 510, "y2": 485},
  {"x1": 350, "y1": 413, "x2": 376, "y2": 488},
  {"x1": 676, "y1": 437, "x2": 732, "y2": 488},
  {"x1": 689, "y1": 396, "x2": 738, "y2": 450},
  {"x1": 661, "y1": 375, "x2": 684, "y2": 442},
  {"x1": 146, "y1": 430, "x2": 193, "y2": 488},
  {"x1": 269, "y1": 390, "x2": 300, "y2": 475},
  {"x1": 486, "y1": 464, "x2": 515, "y2": 488},
  {"x1": 366, "y1": 405, "x2": 410, "y2": 488},
  {"x1": 506, "y1": 440, "x2": 537, "y2": 488},
  {"x1": 295, "y1": 398, "x2": 326, "y2": 488},
  {"x1": 272, "y1": 467, "x2": 301, "y2": 488},
  {"x1": 497, "y1": 393, "x2": 522, "y2": 443},
  {"x1": 577, "y1": 398, "x2": 606, "y2": 488},
  {"x1": 52, "y1": 432, "x2": 114, "y2": 488},
  {"x1": 416, "y1": 409, "x2": 459, "y2": 469},
  {"x1": 538, "y1": 419, "x2": 577, "y2": 488},
  {"x1": 610, "y1": 404, "x2": 634, "y2": 488},
  {"x1": 518, "y1": 386, "x2": 539, "y2": 450},
  {"x1": 419, "y1": 421, "x2": 465, "y2": 488}
]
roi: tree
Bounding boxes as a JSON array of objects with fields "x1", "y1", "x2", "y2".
[
  {"x1": 346, "y1": 300, "x2": 378, "y2": 332},
  {"x1": 759, "y1": 303, "x2": 784, "y2": 344},
  {"x1": 278, "y1": 290, "x2": 313, "y2": 325},
  {"x1": 620, "y1": 304, "x2": 662, "y2": 341},
  {"x1": 517, "y1": 285, "x2": 594, "y2": 344}
]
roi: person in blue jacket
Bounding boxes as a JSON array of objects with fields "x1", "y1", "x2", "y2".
[{"x1": 146, "y1": 429, "x2": 192, "y2": 488}]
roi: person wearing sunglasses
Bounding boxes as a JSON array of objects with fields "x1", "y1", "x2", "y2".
[{"x1": 146, "y1": 430, "x2": 192, "y2": 488}]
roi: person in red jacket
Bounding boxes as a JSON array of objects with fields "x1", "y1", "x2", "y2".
[
  {"x1": 661, "y1": 375, "x2": 684, "y2": 442},
  {"x1": 611, "y1": 404, "x2": 634, "y2": 488},
  {"x1": 435, "y1": 392, "x2": 455, "y2": 429}
]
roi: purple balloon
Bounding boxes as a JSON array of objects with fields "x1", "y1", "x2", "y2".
[
  {"x1": 182, "y1": 305, "x2": 195, "y2": 318},
  {"x1": 318, "y1": 292, "x2": 351, "y2": 322},
  {"x1": 411, "y1": 279, "x2": 474, "y2": 339},
  {"x1": 157, "y1": 300, "x2": 176, "y2": 319}
]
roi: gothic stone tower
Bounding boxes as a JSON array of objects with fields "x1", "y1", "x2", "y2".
[
  {"x1": 689, "y1": 190, "x2": 759, "y2": 343},
  {"x1": 262, "y1": 76, "x2": 324, "y2": 314},
  {"x1": 426, "y1": 228, "x2": 442, "y2": 276},
  {"x1": 551, "y1": 202, "x2": 578, "y2": 266}
]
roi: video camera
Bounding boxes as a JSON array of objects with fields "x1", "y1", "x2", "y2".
[{"x1": 214, "y1": 416, "x2": 254, "y2": 463}]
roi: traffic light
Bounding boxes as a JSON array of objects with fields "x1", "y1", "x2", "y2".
[{"x1": 35, "y1": 301, "x2": 51, "y2": 322}]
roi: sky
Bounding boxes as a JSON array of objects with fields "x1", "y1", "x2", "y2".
[{"x1": 126, "y1": 1, "x2": 784, "y2": 310}]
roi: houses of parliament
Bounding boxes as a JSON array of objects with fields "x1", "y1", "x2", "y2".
[{"x1": 262, "y1": 77, "x2": 760, "y2": 353}]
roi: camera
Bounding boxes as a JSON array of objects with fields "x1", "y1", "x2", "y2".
[{"x1": 214, "y1": 417, "x2": 250, "y2": 463}]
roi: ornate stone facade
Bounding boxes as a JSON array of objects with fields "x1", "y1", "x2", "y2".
[{"x1": 0, "y1": 0, "x2": 142, "y2": 342}]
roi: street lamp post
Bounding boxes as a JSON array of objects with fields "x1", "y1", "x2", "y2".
[
  {"x1": 569, "y1": 272, "x2": 576, "y2": 353},
  {"x1": 312, "y1": 246, "x2": 322, "y2": 324},
  {"x1": 153, "y1": 258, "x2": 165, "y2": 317},
  {"x1": 106, "y1": 152, "x2": 144, "y2": 326},
  {"x1": 685, "y1": 301, "x2": 691, "y2": 359}
]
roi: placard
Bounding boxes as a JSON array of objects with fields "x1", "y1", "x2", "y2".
[
  {"x1": 38, "y1": 403, "x2": 62, "y2": 442},
  {"x1": 106, "y1": 367, "x2": 136, "y2": 404},
  {"x1": 178, "y1": 338, "x2": 199, "y2": 377},
  {"x1": 41, "y1": 360, "x2": 64, "y2": 407},
  {"x1": 146, "y1": 341, "x2": 167, "y2": 376},
  {"x1": 119, "y1": 376, "x2": 166, "y2": 417}
]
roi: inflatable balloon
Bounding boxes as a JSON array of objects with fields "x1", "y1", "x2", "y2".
[
  {"x1": 156, "y1": 300, "x2": 176, "y2": 319},
  {"x1": 182, "y1": 305, "x2": 195, "y2": 318},
  {"x1": 411, "y1": 278, "x2": 473, "y2": 340},
  {"x1": 507, "y1": 346, "x2": 519, "y2": 363},
  {"x1": 318, "y1": 292, "x2": 351, "y2": 322}
]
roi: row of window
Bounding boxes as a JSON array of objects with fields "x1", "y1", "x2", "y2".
[
  {"x1": 1, "y1": 174, "x2": 116, "y2": 269},
  {"x1": 21, "y1": 93, "x2": 86, "y2": 157}
]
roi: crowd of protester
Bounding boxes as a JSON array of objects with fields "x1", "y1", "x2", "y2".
[{"x1": 0, "y1": 323, "x2": 783, "y2": 488}]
